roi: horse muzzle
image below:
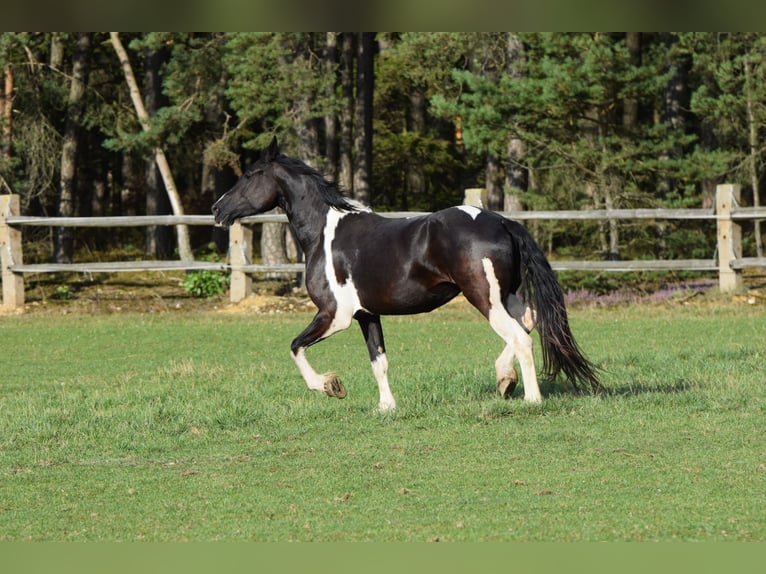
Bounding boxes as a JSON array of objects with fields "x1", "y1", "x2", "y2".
[
  {"x1": 211, "y1": 197, "x2": 235, "y2": 227},
  {"x1": 211, "y1": 204, "x2": 224, "y2": 226}
]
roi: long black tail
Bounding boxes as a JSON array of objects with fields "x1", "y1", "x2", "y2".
[{"x1": 506, "y1": 220, "x2": 602, "y2": 393}]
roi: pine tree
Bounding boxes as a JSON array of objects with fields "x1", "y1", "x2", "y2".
[
  {"x1": 435, "y1": 33, "x2": 700, "y2": 259},
  {"x1": 683, "y1": 32, "x2": 766, "y2": 257}
]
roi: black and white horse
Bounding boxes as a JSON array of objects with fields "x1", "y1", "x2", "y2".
[{"x1": 213, "y1": 138, "x2": 600, "y2": 411}]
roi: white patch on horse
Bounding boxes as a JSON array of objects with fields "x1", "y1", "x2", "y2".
[
  {"x1": 481, "y1": 257, "x2": 542, "y2": 403},
  {"x1": 506, "y1": 293, "x2": 538, "y2": 333},
  {"x1": 456, "y1": 205, "x2": 482, "y2": 220},
  {"x1": 323, "y1": 208, "x2": 366, "y2": 336},
  {"x1": 371, "y1": 353, "x2": 396, "y2": 412},
  {"x1": 521, "y1": 307, "x2": 537, "y2": 332},
  {"x1": 291, "y1": 347, "x2": 326, "y2": 392}
]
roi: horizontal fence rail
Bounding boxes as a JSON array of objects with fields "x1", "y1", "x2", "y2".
[
  {"x1": 1, "y1": 183, "x2": 763, "y2": 309},
  {"x1": 498, "y1": 207, "x2": 717, "y2": 220}
]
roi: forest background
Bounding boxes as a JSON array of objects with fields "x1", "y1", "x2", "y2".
[{"x1": 0, "y1": 32, "x2": 764, "y2": 272}]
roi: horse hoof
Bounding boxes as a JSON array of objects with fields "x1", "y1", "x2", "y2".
[
  {"x1": 497, "y1": 374, "x2": 518, "y2": 399},
  {"x1": 323, "y1": 373, "x2": 347, "y2": 399},
  {"x1": 377, "y1": 401, "x2": 396, "y2": 414}
]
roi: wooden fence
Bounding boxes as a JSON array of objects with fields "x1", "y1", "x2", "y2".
[{"x1": 1, "y1": 184, "x2": 764, "y2": 309}]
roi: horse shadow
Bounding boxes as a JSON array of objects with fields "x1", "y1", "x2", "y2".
[
  {"x1": 482, "y1": 375, "x2": 695, "y2": 400},
  {"x1": 599, "y1": 378, "x2": 695, "y2": 398}
]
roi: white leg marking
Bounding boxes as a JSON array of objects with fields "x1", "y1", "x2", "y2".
[
  {"x1": 482, "y1": 258, "x2": 542, "y2": 403},
  {"x1": 292, "y1": 347, "x2": 346, "y2": 398},
  {"x1": 291, "y1": 347, "x2": 326, "y2": 392},
  {"x1": 495, "y1": 346, "x2": 516, "y2": 386},
  {"x1": 371, "y1": 353, "x2": 396, "y2": 412}
]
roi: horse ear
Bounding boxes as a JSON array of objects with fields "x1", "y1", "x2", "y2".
[{"x1": 266, "y1": 136, "x2": 279, "y2": 160}]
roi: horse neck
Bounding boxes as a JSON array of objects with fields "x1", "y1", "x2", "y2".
[{"x1": 277, "y1": 173, "x2": 330, "y2": 256}]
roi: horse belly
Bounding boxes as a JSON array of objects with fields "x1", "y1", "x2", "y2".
[{"x1": 355, "y1": 264, "x2": 460, "y2": 315}]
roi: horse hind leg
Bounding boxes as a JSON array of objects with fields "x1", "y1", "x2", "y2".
[
  {"x1": 493, "y1": 294, "x2": 534, "y2": 398},
  {"x1": 462, "y1": 258, "x2": 542, "y2": 403},
  {"x1": 495, "y1": 345, "x2": 519, "y2": 399},
  {"x1": 492, "y1": 308, "x2": 541, "y2": 403}
]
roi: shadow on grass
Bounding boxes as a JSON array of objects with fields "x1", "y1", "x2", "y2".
[
  {"x1": 369, "y1": 368, "x2": 696, "y2": 420},
  {"x1": 504, "y1": 376, "x2": 696, "y2": 400},
  {"x1": 473, "y1": 377, "x2": 699, "y2": 422},
  {"x1": 603, "y1": 379, "x2": 695, "y2": 397}
]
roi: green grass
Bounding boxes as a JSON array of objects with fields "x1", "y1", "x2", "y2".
[{"x1": 0, "y1": 303, "x2": 764, "y2": 541}]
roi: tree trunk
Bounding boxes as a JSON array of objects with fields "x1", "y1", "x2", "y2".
[
  {"x1": 143, "y1": 41, "x2": 173, "y2": 259},
  {"x1": 485, "y1": 152, "x2": 503, "y2": 210},
  {"x1": 656, "y1": 33, "x2": 687, "y2": 257},
  {"x1": 598, "y1": 146, "x2": 620, "y2": 261},
  {"x1": 505, "y1": 33, "x2": 527, "y2": 212},
  {"x1": 295, "y1": 113, "x2": 320, "y2": 161},
  {"x1": 352, "y1": 32, "x2": 374, "y2": 205},
  {"x1": 744, "y1": 56, "x2": 763, "y2": 258},
  {"x1": 203, "y1": 69, "x2": 232, "y2": 254},
  {"x1": 587, "y1": 181, "x2": 609, "y2": 256},
  {"x1": 49, "y1": 32, "x2": 64, "y2": 70},
  {"x1": 324, "y1": 32, "x2": 339, "y2": 182},
  {"x1": 603, "y1": 175, "x2": 620, "y2": 260},
  {"x1": 120, "y1": 152, "x2": 141, "y2": 217},
  {"x1": 407, "y1": 89, "x2": 426, "y2": 200},
  {"x1": 110, "y1": 32, "x2": 194, "y2": 261},
  {"x1": 504, "y1": 137, "x2": 526, "y2": 212},
  {"x1": 657, "y1": 32, "x2": 687, "y2": 201},
  {"x1": 55, "y1": 32, "x2": 91, "y2": 264},
  {"x1": 1, "y1": 64, "x2": 12, "y2": 163},
  {"x1": 339, "y1": 33, "x2": 355, "y2": 193},
  {"x1": 630, "y1": 33, "x2": 661, "y2": 256},
  {"x1": 623, "y1": 32, "x2": 640, "y2": 131}
]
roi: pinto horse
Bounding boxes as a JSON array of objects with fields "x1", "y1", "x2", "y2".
[{"x1": 212, "y1": 138, "x2": 600, "y2": 411}]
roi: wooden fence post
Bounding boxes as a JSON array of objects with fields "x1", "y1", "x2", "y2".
[
  {"x1": 229, "y1": 221, "x2": 252, "y2": 303},
  {"x1": 716, "y1": 183, "x2": 743, "y2": 292},
  {"x1": 463, "y1": 188, "x2": 487, "y2": 208},
  {"x1": 1, "y1": 194, "x2": 25, "y2": 309}
]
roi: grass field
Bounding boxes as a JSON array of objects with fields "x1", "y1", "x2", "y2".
[{"x1": 0, "y1": 299, "x2": 764, "y2": 541}]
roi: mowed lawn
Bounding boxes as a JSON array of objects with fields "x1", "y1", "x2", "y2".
[{"x1": 0, "y1": 300, "x2": 764, "y2": 541}]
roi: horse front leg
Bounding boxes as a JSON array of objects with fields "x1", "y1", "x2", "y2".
[
  {"x1": 356, "y1": 312, "x2": 396, "y2": 412},
  {"x1": 290, "y1": 309, "x2": 348, "y2": 399}
]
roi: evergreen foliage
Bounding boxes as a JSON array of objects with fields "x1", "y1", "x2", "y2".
[{"x1": 1, "y1": 32, "x2": 764, "y2": 262}]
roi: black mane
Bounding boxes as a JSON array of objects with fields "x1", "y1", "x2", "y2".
[{"x1": 274, "y1": 154, "x2": 363, "y2": 212}]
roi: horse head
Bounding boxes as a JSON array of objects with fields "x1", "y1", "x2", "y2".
[{"x1": 212, "y1": 137, "x2": 282, "y2": 226}]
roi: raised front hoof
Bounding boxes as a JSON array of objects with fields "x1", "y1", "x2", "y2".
[
  {"x1": 497, "y1": 373, "x2": 519, "y2": 400},
  {"x1": 323, "y1": 373, "x2": 347, "y2": 399}
]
